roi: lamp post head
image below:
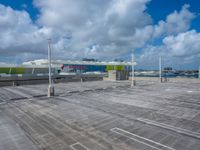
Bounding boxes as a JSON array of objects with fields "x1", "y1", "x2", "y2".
[{"x1": 47, "y1": 38, "x2": 52, "y2": 44}]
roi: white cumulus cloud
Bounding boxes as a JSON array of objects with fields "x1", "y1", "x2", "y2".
[
  {"x1": 0, "y1": 1, "x2": 199, "y2": 69},
  {"x1": 138, "y1": 30, "x2": 200, "y2": 69},
  {"x1": 33, "y1": 0, "x2": 152, "y2": 59},
  {"x1": 153, "y1": 4, "x2": 195, "y2": 37},
  {"x1": 163, "y1": 30, "x2": 200, "y2": 57},
  {"x1": 0, "y1": 4, "x2": 52, "y2": 58}
]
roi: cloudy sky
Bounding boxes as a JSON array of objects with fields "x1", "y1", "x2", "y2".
[{"x1": 0, "y1": 0, "x2": 200, "y2": 69}]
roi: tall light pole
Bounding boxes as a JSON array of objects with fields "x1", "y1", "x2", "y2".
[
  {"x1": 159, "y1": 56, "x2": 162, "y2": 82},
  {"x1": 47, "y1": 39, "x2": 54, "y2": 97},
  {"x1": 131, "y1": 53, "x2": 136, "y2": 87}
]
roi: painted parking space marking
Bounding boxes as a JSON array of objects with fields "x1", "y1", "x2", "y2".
[
  {"x1": 70, "y1": 142, "x2": 90, "y2": 150},
  {"x1": 137, "y1": 118, "x2": 200, "y2": 139},
  {"x1": 187, "y1": 91, "x2": 193, "y2": 93},
  {"x1": 111, "y1": 127, "x2": 176, "y2": 150}
]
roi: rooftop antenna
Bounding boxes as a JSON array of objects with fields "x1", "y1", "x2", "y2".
[{"x1": 47, "y1": 39, "x2": 55, "y2": 97}]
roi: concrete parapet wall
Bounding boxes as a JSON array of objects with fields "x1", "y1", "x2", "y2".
[
  {"x1": 0, "y1": 74, "x2": 104, "y2": 87},
  {"x1": 129, "y1": 77, "x2": 200, "y2": 83}
]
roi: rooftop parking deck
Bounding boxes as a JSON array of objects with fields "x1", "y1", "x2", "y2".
[{"x1": 0, "y1": 79, "x2": 200, "y2": 150}]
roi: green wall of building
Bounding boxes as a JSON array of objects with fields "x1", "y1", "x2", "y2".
[
  {"x1": 0, "y1": 67, "x2": 25, "y2": 74},
  {"x1": 106, "y1": 65, "x2": 125, "y2": 71}
]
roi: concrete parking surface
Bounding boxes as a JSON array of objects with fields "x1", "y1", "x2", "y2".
[{"x1": 0, "y1": 80, "x2": 200, "y2": 150}]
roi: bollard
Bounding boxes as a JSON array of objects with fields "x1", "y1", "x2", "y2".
[
  {"x1": 131, "y1": 80, "x2": 136, "y2": 87},
  {"x1": 133, "y1": 80, "x2": 136, "y2": 86},
  {"x1": 48, "y1": 85, "x2": 54, "y2": 97}
]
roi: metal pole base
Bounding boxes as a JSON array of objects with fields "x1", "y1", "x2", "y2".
[
  {"x1": 48, "y1": 85, "x2": 54, "y2": 97},
  {"x1": 131, "y1": 80, "x2": 136, "y2": 87}
]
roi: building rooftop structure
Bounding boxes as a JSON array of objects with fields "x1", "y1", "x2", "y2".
[
  {"x1": 0, "y1": 59, "x2": 135, "y2": 75},
  {"x1": 22, "y1": 59, "x2": 135, "y2": 67}
]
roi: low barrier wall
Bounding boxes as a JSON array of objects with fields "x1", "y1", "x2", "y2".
[
  {"x1": 129, "y1": 77, "x2": 200, "y2": 83},
  {"x1": 0, "y1": 74, "x2": 105, "y2": 87}
]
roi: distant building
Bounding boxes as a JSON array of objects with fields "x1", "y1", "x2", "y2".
[
  {"x1": 0, "y1": 59, "x2": 135, "y2": 75},
  {"x1": 164, "y1": 67, "x2": 173, "y2": 71}
]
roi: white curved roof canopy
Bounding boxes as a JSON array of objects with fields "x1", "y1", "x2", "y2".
[{"x1": 22, "y1": 59, "x2": 136, "y2": 67}]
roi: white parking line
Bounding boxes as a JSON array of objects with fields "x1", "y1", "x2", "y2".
[
  {"x1": 110, "y1": 127, "x2": 176, "y2": 150},
  {"x1": 165, "y1": 89, "x2": 171, "y2": 91},
  {"x1": 137, "y1": 118, "x2": 200, "y2": 139},
  {"x1": 70, "y1": 142, "x2": 90, "y2": 150},
  {"x1": 187, "y1": 91, "x2": 193, "y2": 93}
]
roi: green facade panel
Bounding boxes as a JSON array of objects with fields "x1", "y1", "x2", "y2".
[
  {"x1": 106, "y1": 65, "x2": 125, "y2": 71},
  {"x1": 0, "y1": 67, "x2": 25, "y2": 74},
  {"x1": 0, "y1": 68, "x2": 10, "y2": 74}
]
